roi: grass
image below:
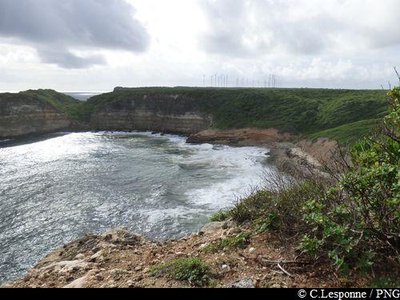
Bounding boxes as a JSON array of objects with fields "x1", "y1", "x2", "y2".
[
  {"x1": 82, "y1": 87, "x2": 388, "y2": 144},
  {"x1": 150, "y1": 257, "x2": 212, "y2": 287},
  {"x1": 21, "y1": 89, "x2": 83, "y2": 120},
  {"x1": 209, "y1": 211, "x2": 230, "y2": 222},
  {"x1": 310, "y1": 119, "x2": 382, "y2": 145},
  {"x1": 227, "y1": 181, "x2": 327, "y2": 236},
  {"x1": 203, "y1": 233, "x2": 251, "y2": 253},
  {"x1": 369, "y1": 277, "x2": 400, "y2": 288}
]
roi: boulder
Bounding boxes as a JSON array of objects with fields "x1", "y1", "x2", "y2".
[{"x1": 63, "y1": 271, "x2": 96, "y2": 289}]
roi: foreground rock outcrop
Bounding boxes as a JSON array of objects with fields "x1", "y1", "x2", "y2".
[
  {"x1": 4, "y1": 224, "x2": 364, "y2": 289},
  {"x1": 0, "y1": 93, "x2": 71, "y2": 139}
]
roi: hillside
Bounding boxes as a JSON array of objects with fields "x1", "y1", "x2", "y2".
[
  {"x1": 21, "y1": 89, "x2": 82, "y2": 120},
  {"x1": 0, "y1": 90, "x2": 75, "y2": 138},
  {"x1": 74, "y1": 87, "x2": 388, "y2": 145},
  {"x1": 0, "y1": 87, "x2": 389, "y2": 144}
]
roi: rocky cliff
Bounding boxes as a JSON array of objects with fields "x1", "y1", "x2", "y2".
[
  {"x1": 90, "y1": 94, "x2": 213, "y2": 134},
  {"x1": 0, "y1": 93, "x2": 71, "y2": 139}
]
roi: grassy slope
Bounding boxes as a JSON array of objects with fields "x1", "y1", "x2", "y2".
[
  {"x1": 83, "y1": 87, "x2": 388, "y2": 144},
  {"x1": 20, "y1": 89, "x2": 82, "y2": 120},
  {"x1": 309, "y1": 118, "x2": 382, "y2": 144}
]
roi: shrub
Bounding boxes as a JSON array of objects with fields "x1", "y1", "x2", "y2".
[
  {"x1": 210, "y1": 211, "x2": 229, "y2": 222},
  {"x1": 203, "y1": 232, "x2": 251, "y2": 253},
  {"x1": 301, "y1": 88, "x2": 400, "y2": 272},
  {"x1": 230, "y1": 179, "x2": 328, "y2": 235},
  {"x1": 369, "y1": 277, "x2": 400, "y2": 288},
  {"x1": 229, "y1": 190, "x2": 272, "y2": 224},
  {"x1": 150, "y1": 258, "x2": 212, "y2": 287}
]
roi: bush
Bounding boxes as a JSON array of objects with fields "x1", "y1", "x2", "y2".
[
  {"x1": 210, "y1": 211, "x2": 229, "y2": 222},
  {"x1": 203, "y1": 232, "x2": 251, "y2": 253},
  {"x1": 301, "y1": 88, "x2": 400, "y2": 272},
  {"x1": 225, "y1": 88, "x2": 399, "y2": 275},
  {"x1": 150, "y1": 258, "x2": 212, "y2": 287},
  {"x1": 229, "y1": 190, "x2": 272, "y2": 224},
  {"x1": 230, "y1": 179, "x2": 328, "y2": 235}
]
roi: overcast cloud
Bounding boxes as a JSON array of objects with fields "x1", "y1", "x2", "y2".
[
  {"x1": 0, "y1": 0, "x2": 399, "y2": 91},
  {"x1": 0, "y1": 0, "x2": 149, "y2": 68},
  {"x1": 200, "y1": 0, "x2": 400, "y2": 56}
]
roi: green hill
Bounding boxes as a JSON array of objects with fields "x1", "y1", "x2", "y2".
[
  {"x1": 78, "y1": 87, "x2": 388, "y2": 144},
  {"x1": 20, "y1": 89, "x2": 82, "y2": 120}
]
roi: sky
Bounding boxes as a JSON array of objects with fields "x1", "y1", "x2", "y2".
[{"x1": 0, "y1": 0, "x2": 399, "y2": 92}]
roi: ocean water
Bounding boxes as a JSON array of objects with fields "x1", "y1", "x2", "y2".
[
  {"x1": 63, "y1": 92, "x2": 103, "y2": 101},
  {"x1": 0, "y1": 132, "x2": 276, "y2": 284}
]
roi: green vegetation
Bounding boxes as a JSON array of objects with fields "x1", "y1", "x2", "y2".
[
  {"x1": 369, "y1": 277, "x2": 400, "y2": 288},
  {"x1": 303, "y1": 88, "x2": 399, "y2": 273},
  {"x1": 203, "y1": 232, "x2": 251, "y2": 253},
  {"x1": 225, "y1": 88, "x2": 400, "y2": 278},
  {"x1": 82, "y1": 87, "x2": 387, "y2": 144},
  {"x1": 229, "y1": 183, "x2": 324, "y2": 235},
  {"x1": 6, "y1": 87, "x2": 387, "y2": 144},
  {"x1": 21, "y1": 89, "x2": 83, "y2": 120},
  {"x1": 209, "y1": 210, "x2": 229, "y2": 222},
  {"x1": 150, "y1": 257, "x2": 212, "y2": 287},
  {"x1": 309, "y1": 119, "x2": 381, "y2": 144}
]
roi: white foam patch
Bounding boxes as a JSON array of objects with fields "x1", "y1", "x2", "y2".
[
  {"x1": 116, "y1": 131, "x2": 271, "y2": 211},
  {"x1": 184, "y1": 146, "x2": 269, "y2": 209}
]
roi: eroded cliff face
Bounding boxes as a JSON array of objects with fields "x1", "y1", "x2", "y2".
[
  {"x1": 90, "y1": 94, "x2": 213, "y2": 134},
  {"x1": 0, "y1": 94, "x2": 71, "y2": 139}
]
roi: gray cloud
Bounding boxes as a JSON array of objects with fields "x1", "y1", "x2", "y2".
[
  {"x1": 199, "y1": 0, "x2": 400, "y2": 57},
  {"x1": 37, "y1": 48, "x2": 107, "y2": 69},
  {"x1": 0, "y1": 0, "x2": 149, "y2": 68}
]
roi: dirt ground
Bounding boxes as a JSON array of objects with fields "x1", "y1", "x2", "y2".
[{"x1": 5, "y1": 224, "x2": 369, "y2": 289}]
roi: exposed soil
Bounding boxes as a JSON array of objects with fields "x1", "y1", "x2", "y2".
[
  {"x1": 187, "y1": 128, "x2": 293, "y2": 146},
  {"x1": 4, "y1": 225, "x2": 368, "y2": 289}
]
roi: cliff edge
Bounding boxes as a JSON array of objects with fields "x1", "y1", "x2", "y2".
[{"x1": 0, "y1": 91, "x2": 73, "y2": 139}]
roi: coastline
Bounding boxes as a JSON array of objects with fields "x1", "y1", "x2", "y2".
[
  {"x1": 2, "y1": 129, "x2": 341, "y2": 288},
  {"x1": 4, "y1": 225, "x2": 350, "y2": 288},
  {"x1": 187, "y1": 128, "x2": 339, "y2": 177}
]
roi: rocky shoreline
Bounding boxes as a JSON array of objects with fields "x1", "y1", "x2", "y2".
[
  {"x1": 4, "y1": 223, "x2": 351, "y2": 288},
  {"x1": 1, "y1": 129, "x2": 343, "y2": 289},
  {"x1": 187, "y1": 128, "x2": 339, "y2": 178}
]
